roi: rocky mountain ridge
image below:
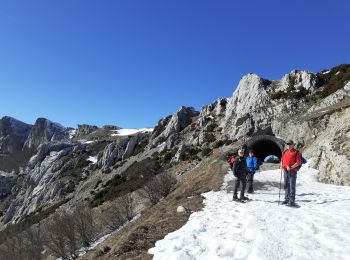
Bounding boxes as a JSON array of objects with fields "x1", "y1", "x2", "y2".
[{"x1": 0, "y1": 64, "x2": 349, "y2": 233}]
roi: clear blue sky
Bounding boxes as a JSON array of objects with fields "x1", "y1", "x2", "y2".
[{"x1": 0, "y1": 0, "x2": 349, "y2": 128}]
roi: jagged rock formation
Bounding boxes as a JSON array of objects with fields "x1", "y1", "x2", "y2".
[
  {"x1": 98, "y1": 132, "x2": 150, "y2": 169},
  {"x1": 23, "y1": 118, "x2": 68, "y2": 150},
  {"x1": 74, "y1": 124, "x2": 99, "y2": 137},
  {"x1": 149, "y1": 106, "x2": 199, "y2": 151},
  {"x1": 0, "y1": 116, "x2": 32, "y2": 154}
]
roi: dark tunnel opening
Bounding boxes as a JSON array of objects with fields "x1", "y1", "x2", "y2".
[{"x1": 244, "y1": 136, "x2": 283, "y2": 162}]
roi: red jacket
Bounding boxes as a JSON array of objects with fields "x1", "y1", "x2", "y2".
[
  {"x1": 281, "y1": 148, "x2": 301, "y2": 172},
  {"x1": 227, "y1": 155, "x2": 235, "y2": 164}
]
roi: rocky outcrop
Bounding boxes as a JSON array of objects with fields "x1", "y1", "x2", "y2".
[
  {"x1": 98, "y1": 132, "x2": 150, "y2": 169},
  {"x1": 149, "y1": 106, "x2": 199, "y2": 150},
  {"x1": 74, "y1": 124, "x2": 99, "y2": 137},
  {"x1": 102, "y1": 125, "x2": 121, "y2": 131},
  {"x1": 221, "y1": 70, "x2": 325, "y2": 139},
  {"x1": 304, "y1": 107, "x2": 350, "y2": 185},
  {"x1": 23, "y1": 118, "x2": 68, "y2": 150},
  {"x1": 0, "y1": 116, "x2": 32, "y2": 154},
  {"x1": 97, "y1": 139, "x2": 130, "y2": 169}
]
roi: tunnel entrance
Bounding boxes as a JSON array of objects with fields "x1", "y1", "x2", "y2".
[{"x1": 244, "y1": 135, "x2": 284, "y2": 162}]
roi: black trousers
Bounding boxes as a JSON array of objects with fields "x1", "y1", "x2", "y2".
[
  {"x1": 234, "y1": 173, "x2": 247, "y2": 198},
  {"x1": 247, "y1": 171, "x2": 255, "y2": 192}
]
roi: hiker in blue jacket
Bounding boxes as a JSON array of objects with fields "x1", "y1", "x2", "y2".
[{"x1": 246, "y1": 150, "x2": 258, "y2": 193}]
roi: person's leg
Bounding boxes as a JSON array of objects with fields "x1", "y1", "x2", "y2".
[
  {"x1": 283, "y1": 170, "x2": 290, "y2": 203},
  {"x1": 247, "y1": 172, "x2": 252, "y2": 192},
  {"x1": 240, "y1": 173, "x2": 247, "y2": 199},
  {"x1": 249, "y1": 171, "x2": 255, "y2": 193},
  {"x1": 289, "y1": 172, "x2": 297, "y2": 205},
  {"x1": 233, "y1": 175, "x2": 240, "y2": 199}
]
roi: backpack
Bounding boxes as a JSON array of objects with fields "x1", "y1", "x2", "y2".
[
  {"x1": 295, "y1": 151, "x2": 307, "y2": 171},
  {"x1": 226, "y1": 153, "x2": 235, "y2": 168}
]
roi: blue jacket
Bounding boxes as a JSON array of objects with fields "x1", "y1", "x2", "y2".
[{"x1": 246, "y1": 156, "x2": 258, "y2": 173}]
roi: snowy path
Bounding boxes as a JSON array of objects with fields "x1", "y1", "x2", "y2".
[{"x1": 149, "y1": 162, "x2": 350, "y2": 260}]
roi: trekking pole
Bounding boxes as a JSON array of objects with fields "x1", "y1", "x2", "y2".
[{"x1": 278, "y1": 167, "x2": 282, "y2": 205}]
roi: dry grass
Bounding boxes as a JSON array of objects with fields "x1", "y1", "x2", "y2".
[{"x1": 79, "y1": 150, "x2": 228, "y2": 260}]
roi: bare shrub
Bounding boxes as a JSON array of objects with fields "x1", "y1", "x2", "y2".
[
  {"x1": 158, "y1": 173, "x2": 177, "y2": 197},
  {"x1": 23, "y1": 223, "x2": 45, "y2": 260},
  {"x1": 74, "y1": 205, "x2": 97, "y2": 247},
  {"x1": 118, "y1": 193, "x2": 136, "y2": 221},
  {"x1": 140, "y1": 177, "x2": 162, "y2": 205},
  {"x1": 0, "y1": 223, "x2": 32, "y2": 260},
  {"x1": 102, "y1": 203, "x2": 127, "y2": 231},
  {"x1": 140, "y1": 173, "x2": 177, "y2": 205},
  {"x1": 43, "y1": 211, "x2": 78, "y2": 259}
]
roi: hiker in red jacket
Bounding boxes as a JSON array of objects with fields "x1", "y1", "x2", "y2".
[{"x1": 281, "y1": 140, "x2": 302, "y2": 206}]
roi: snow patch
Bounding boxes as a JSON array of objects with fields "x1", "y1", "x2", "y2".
[
  {"x1": 87, "y1": 156, "x2": 98, "y2": 164},
  {"x1": 77, "y1": 139, "x2": 95, "y2": 144},
  {"x1": 111, "y1": 128, "x2": 153, "y2": 136}
]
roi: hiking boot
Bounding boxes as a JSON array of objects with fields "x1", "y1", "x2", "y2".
[
  {"x1": 240, "y1": 195, "x2": 249, "y2": 200},
  {"x1": 233, "y1": 194, "x2": 239, "y2": 201},
  {"x1": 288, "y1": 200, "x2": 296, "y2": 207},
  {"x1": 247, "y1": 190, "x2": 254, "y2": 194},
  {"x1": 282, "y1": 199, "x2": 289, "y2": 205}
]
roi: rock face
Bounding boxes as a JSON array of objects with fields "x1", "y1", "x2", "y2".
[
  {"x1": 98, "y1": 132, "x2": 150, "y2": 169},
  {"x1": 3, "y1": 141, "x2": 89, "y2": 223},
  {"x1": 149, "y1": 106, "x2": 199, "y2": 151},
  {"x1": 74, "y1": 124, "x2": 99, "y2": 137},
  {"x1": 23, "y1": 118, "x2": 68, "y2": 150},
  {"x1": 0, "y1": 116, "x2": 32, "y2": 154},
  {"x1": 304, "y1": 107, "x2": 350, "y2": 185}
]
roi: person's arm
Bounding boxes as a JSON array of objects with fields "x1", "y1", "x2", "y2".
[
  {"x1": 253, "y1": 157, "x2": 258, "y2": 170},
  {"x1": 232, "y1": 159, "x2": 238, "y2": 175},
  {"x1": 291, "y1": 152, "x2": 302, "y2": 169}
]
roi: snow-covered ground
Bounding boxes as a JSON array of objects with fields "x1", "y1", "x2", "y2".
[
  {"x1": 149, "y1": 161, "x2": 350, "y2": 260},
  {"x1": 111, "y1": 128, "x2": 153, "y2": 136}
]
